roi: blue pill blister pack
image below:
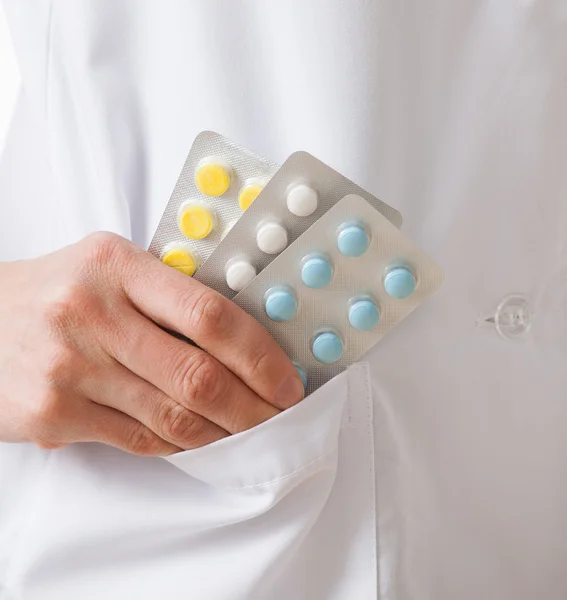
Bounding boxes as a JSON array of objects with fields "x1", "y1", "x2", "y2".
[
  {"x1": 194, "y1": 151, "x2": 402, "y2": 298},
  {"x1": 232, "y1": 194, "x2": 445, "y2": 394}
]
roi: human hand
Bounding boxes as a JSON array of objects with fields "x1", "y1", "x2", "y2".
[{"x1": 0, "y1": 233, "x2": 304, "y2": 455}]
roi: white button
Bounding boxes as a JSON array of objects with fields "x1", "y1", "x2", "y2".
[
  {"x1": 478, "y1": 294, "x2": 533, "y2": 341},
  {"x1": 225, "y1": 260, "x2": 256, "y2": 292},
  {"x1": 256, "y1": 222, "x2": 288, "y2": 254},
  {"x1": 286, "y1": 184, "x2": 318, "y2": 217},
  {"x1": 480, "y1": 271, "x2": 567, "y2": 353},
  {"x1": 494, "y1": 295, "x2": 533, "y2": 340}
]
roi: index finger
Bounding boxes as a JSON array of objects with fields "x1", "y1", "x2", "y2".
[{"x1": 121, "y1": 245, "x2": 305, "y2": 409}]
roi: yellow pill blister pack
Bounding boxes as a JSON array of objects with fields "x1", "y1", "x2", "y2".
[
  {"x1": 148, "y1": 131, "x2": 279, "y2": 275},
  {"x1": 195, "y1": 151, "x2": 403, "y2": 298}
]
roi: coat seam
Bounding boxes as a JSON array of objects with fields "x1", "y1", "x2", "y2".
[{"x1": 225, "y1": 446, "x2": 337, "y2": 491}]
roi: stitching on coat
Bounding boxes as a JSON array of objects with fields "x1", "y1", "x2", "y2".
[
  {"x1": 226, "y1": 447, "x2": 336, "y2": 491},
  {"x1": 363, "y1": 363, "x2": 379, "y2": 598}
]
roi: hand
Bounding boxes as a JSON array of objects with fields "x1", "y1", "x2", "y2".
[{"x1": 0, "y1": 233, "x2": 304, "y2": 455}]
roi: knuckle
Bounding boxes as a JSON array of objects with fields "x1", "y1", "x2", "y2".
[
  {"x1": 246, "y1": 342, "x2": 273, "y2": 380},
  {"x1": 43, "y1": 343, "x2": 78, "y2": 386},
  {"x1": 184, "y1": 289, "x2": 231, "y2": 338},
  {"x1": 28, "y1": 388, "x2": 65, "y2": 430},
  {"x1": 80, "y1": 232, "x2": 130, "y2": 278},
  {"x1": 41, "y1": 282, "x2": 111, "y2": 345},
  {"x1": 84, "y1": 231, "x2": 126, "y2": 259},
  {"x1": 174, "y1": 354, "x2": 223, "y2": 410},
  {"x1": 35, "y1": 439, "x2": 66, "y2": 450},
  {"x1": 126, "y1": 424, "x2": 161, "y2": 456},
  {"x1": 161, "y1": 404, "x2": 204, "y2": 445},
  {"x1": 43, "y1": 286, "x2": 91, "y2": 334},
  {"x1": 186, "y1": 355, "x2": 220, "y2": 401}
]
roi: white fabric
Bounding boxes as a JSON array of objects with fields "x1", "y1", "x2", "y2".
[
  {"x1": 0, "y1": 363, "x2": 375, "y2": 600},
  {"x1": 1, "y1": 1, "x2": 567, "y2": 598}
]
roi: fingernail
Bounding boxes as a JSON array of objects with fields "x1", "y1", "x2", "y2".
[{"x1": 275, "y1": 375, "x2": 305, "y2": 409}]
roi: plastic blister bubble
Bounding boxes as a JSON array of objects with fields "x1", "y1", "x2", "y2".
[
  {"x1": 195, "y1": 151, "x2": 402, "y2": 298},
  {"x1": 148, "y1": 131, "x2": 279, "y2": 270}
]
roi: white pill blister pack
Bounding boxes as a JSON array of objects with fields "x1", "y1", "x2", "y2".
[
  {"x1": 233, "y1": 194, "x2": 444, "y2": 395},
  {"x1": 148, "y1": 131, "x2": 279, "y2": 276},
  {"x1": 195, "y1": 151, "x2": 403, "y2": 297}
]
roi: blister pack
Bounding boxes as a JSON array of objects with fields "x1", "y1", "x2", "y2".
[
  {"x1": 148, "y1": 131, "x2": 279, "y2": 275},
  {"x1": 194, "y1": 151, "x2": 403, "y2": 297},
  {"x1": 233, "y1": 194, "x2": 444, "y2": 394}
]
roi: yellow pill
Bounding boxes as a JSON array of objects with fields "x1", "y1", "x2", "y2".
[
  {"x1": 178, "y1": 204, "x2": 215, "y2": 239},
  {"x1": 195, "y1": 160, "x2": 231, "y2": 197},
  {"x1": 238, "y1": 183, "x2": 264, "y2": 211},
  {"x1": 161, "y1": 248, "x2": 198, "y2": 277}
]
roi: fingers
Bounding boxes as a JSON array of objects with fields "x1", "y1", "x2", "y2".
[
  {"x1": 80, "y1": 360, "x2": 229, "y2": 450},
  {"x1": 102, "y1": 308, "x2": 281, "y2": 433},
  {"x1": 84, "y1": 403, "x2": 180, "y2": 456},
  {"x1": 25, "y1": 391, "x2": 179, "y2": 456},
  {"x1": 119, "y1": 247, "x2": 304, "y2": 409}
]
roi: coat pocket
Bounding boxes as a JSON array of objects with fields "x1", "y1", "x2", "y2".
[{"x1": 165, "y1": 369, "x2": 348, "y2": 491}]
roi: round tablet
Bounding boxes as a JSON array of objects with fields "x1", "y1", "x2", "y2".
[
  {"x1": 225, "y1": 260, "x2": 256, "y2": 292},
  {"x1": 195, "y1": 158, "x2": 232, "y2": 197},
  {"x1": 286, "y1": 184, "x2": 318, "y2": 217},
  {"x1": 256, "y1": 222, "x2": 288, "y2": 254},
  {"x1": 301, "y1": 256, "x2": 333, "y2": 288},
  {"x1": 293, "y1": 363, "x2": 308, "y2": 390},
  {"x1": 178, "y1": 204, "x2": 215, "y2": 239},
  {"x1": 384, "y1": 267, "x2": 416, "y2": 299},
  {"x1": 312, "y1": 332, "x2": 344, "y2": 364},
  {"x1": 161, "y1": 247, "x2": 198, "y2": 277},
  {"x1": 238, "y1": 182, "x2": 264, "y2": 211},
  {"x1": 337, "y1": 224, "x2": 370, "y2": 257},
  {"x1": 265, "y1": 289, "x2": 297, "y2": 322},
  {"x1": 349, "y1": 299, "x2": 380, "y2": 331}
]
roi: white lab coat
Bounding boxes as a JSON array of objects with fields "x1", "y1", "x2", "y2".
[{"x1": 1, "y1": 1, "x2": 567, "y2": 598}]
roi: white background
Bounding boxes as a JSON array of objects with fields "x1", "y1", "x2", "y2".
[{"x1": 0, "y1": 3, "x2": 20, "y2": 157}]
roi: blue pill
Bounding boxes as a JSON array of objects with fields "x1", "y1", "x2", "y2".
[
  {"x1": 293, "y1": 363, "x2": 308, "y2": 390},
  {"x1": 349, "y1": 299, "x2": 380, "y2": 331},
  {"x1": 384, "y1": 267, "x2": 416, "y2": 299},
  {"x1": 337, "y1": 224, "x2": 370, "y2": 257},
  {"x1": 301, "y1": 256, "x2": 333, "y2": 288},
  {"x1": 265, "y1": 289, "x2": 297, "y2": 322},
  {"x1": 312, "y1": 332, "x2": 344, "y2": 364}
]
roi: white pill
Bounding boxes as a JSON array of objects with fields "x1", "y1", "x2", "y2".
[
  {"x1": 225, "y1": 260, "x2": 257, "y2": 292},
  {"x1": 286, "y1": 184, "x2": 318, "y2": 217},
  {"x1": 256, "y1": 222, "x2": 288, "y2": 254}
]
